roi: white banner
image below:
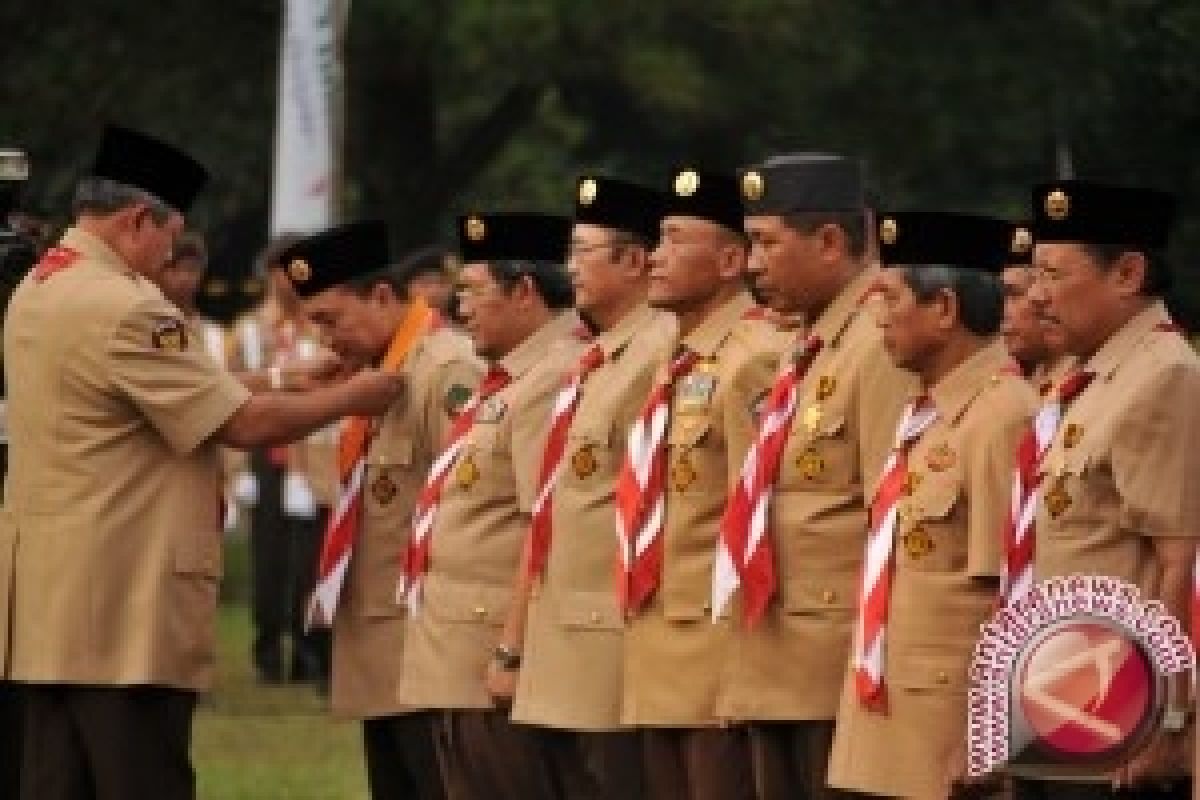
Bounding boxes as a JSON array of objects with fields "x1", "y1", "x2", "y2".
[{"x1": 269, "y1": 0, "x2": 344, "y2": 235}]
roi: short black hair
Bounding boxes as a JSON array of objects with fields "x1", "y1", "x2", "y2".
[
  {"x1": 487, "y1": 259, "x2": 573, "y2": 310},
  {"x1": 1081, "y1": 243, "x2": 1171, "y2": 297},
  {"x1": 901, "y1": 265, "x2": 1003, "y2": 337},
  {"x1": 781, "y1": 210, "x2": 867, "y2": 258},
  {"x1": 398, "y1": 245, "x2": 452, "y2": 284}
]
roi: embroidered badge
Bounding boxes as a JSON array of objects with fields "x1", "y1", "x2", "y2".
[
  {"x1": 151, "y1": 317, "x2": 188, "y2": 351},
  {"x1": 371, "y1": 471, "x2": 398, "y2": 505},
  {"x1": 455, "y1": 453, "x2": 480, "y2": 489},
  {"x1": 1044, "y1": 475, "x2": 1072, "y2": 518},
  {"x1": 444, "y1": 384, "x2": 472, "y2": 416},
  {"x1": 678, "y1": 373, "x2": 717, "y2": 411},
  {"x1": 902, "y1": 525, "x2": 935, "y2": 559},
  {"x1": 571, "y1": 443, "x2": 598, "y2": 479},
  {"x1": 797, "y1": 448, "x2": 825, "y2": 481}
]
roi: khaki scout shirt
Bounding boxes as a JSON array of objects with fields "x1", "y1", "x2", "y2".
[
  {"x1": 621, "y1": 292, "x2": 782, "y2": 727},
  {"x1": 828, "y1": 340, "x2": 1036, "y2": 799},
  {"x1": 331, "y1": 326, "x2": 482, "y2": 719},
  {"x1": 1, "y1": 227, "x2": 250, "y2": 690},
  {"x1": 512, "y1": 305, "x2": 676, "y2": 732},
  {"x1": 1034, "y1": 301, "x2": 1200, "y2": 589},
  {"x1": 715, "y1": 269, "x2": 916, "y2": 722},
  {"x1": 397, "y1": 311, "x2": 583, "y2": 710}
]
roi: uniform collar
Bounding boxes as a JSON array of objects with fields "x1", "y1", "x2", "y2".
[
  {"x1": 596, "y1": 303, "x2": 664, "y2": 361},
  {"x1": 681, "y1": 291, "x2": 756, "y2": 358},
  {"x1": 1030, "y1": 354, "x2": 1078, "y2": 397},
  {"x1": 1084, "y1": 300, "x2": 1173, "y2": 383},
  {"x1": 499, "y1": 310, "x2": 579, "y2": 380},
  {"x1": 60, "y1": 226, "x2": 136, "y2": 278},
  {"x1": 928, "y1": 339, "x2": 1011, "y2": 426},
  {"x1": 808, "y1": 268, "x2": 878, "y2": 350}
]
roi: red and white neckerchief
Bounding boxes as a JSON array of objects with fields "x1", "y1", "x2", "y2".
[
  {"x1": 526, "y1": 344, "x2": 606, "y2": 578},
  {"x1": 615, "y1": 348, "x2": 700, "y2": 614},
  {"x1": 853, "y1": 396, "x2": 939, "y2": 710},
  {"x1": 713, "y1": 335, "x2": 824, "y2": 625},
  {"x1": 305, "y1": 301, "x2": 436, "y2": 628},
  {"x1": 999, "y1": 369, "x2": 1093, "y2": 606},
  {"x1": 400, "y1": 364, "x2": 512, "y2": 614}
]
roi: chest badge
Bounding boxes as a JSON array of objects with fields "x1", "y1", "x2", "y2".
[
  {"x1": 670, "y1": 449, "x2": 698, "y2": 491},
  {"x1": 926, "y1": 443, "x2": 956, "y2": 473},
  {"x1": 571, "y1": 443, "x2": 598, "y2": 479},
  {"x1": 455, "y1": 452, "x2": 480, "y2": 489},
  {"x1": 901, "y1": 525, "x2": 935, "y2": 560},
  {"x1": 797, "y1": 448, "x2": 825, "y2": 481},
  {"x1": 371, "y1": 471, "x2": 399, "y2": 505},
  {"x1": 1063, "y1": 423, "x2": 1083, "y2": 449},
  {"x1": 802, "y1": 404, "x2": 823, "y2": 434},
  {"x1": 1044, "y1": 475, "x2": 1072, "y2": 518},
  {"x1": 816, "y1": 375, "x2": 837, "y2": 402},
  {"x1": 903, "y1": 470, "x2": 923, "y2": 496}
]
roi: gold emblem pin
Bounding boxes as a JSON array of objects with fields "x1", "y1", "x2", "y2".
[
  {"x1": 1011, "y1": 226, "x2": 1033, "y2": 256},
  {"x1": 902, "y1": 525, "x2": 935, "y2": 560},
  {"x1": 903, "y1": 470, "x2": 923, "y2": 496},
  {"x1": 288, "y1": 258, "x2": 312, "y2": 283},
  {"x1": 1063, "y1": 423, "x2": 1083, "y2": 449},
  {"x1": 797, "y1": 448, "x2": 825, "y2": 481},
  {"x1": 571, "y1": 444, "x2": 598, "y2": 479},
  {"x1": 455, "y1": 453, "x2": 480, "y2": 489},
  {"x1": 741, "y1": 170, "x2": 764, "y2": 202},
  {"x1": 1044, "y1": 475, "x2": 1072, "y2": 518},
  {"x1": 578, "y1": 178, "x2": 598, "y2": 206},
  {"x1": 816, "y1": 375, "x2": 837, "y2": 401},
  {"x1": 880, "y1": 217, "x2": 899, "y2": 245},
  {"x1": 802, "y1": 404, "x2": 823, "y2": 434},
  {"x1": 675, "y1": 169, "x2": 700, "y2": 197},
  {"x1": 465, "y1": 215, "x2": 487, "y2": 242},
  {"x1": 1045, "y1": 189, "x2": 1070, "y2": 221}
]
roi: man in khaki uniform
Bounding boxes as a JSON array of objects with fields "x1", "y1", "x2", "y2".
[
  {"x1": 621, "y1": 168, "x2": 781, "y2": 800},
  {"x1": 827, "y1": 211, "x2": 1036, "y2": 799},
  {"x1": 0, "y1": 125, "x2": 403, "y2": 800},
  {"x1": 1000, "y1": 221, "x2": 1075, "y2": 395},
  {"x1": 282, "y1": 220, "x2": 482, "y2": 799},
  {"x1": 717, "y1": 154, "x2": 914, "y2": 800},
  {"x1": 1020, "y1": 182, "x2": 1198, "y2": 798},
  {"x1": 397, "y1": 212, "x2": 582, "y2": 800},
  {"x1": 488, "y1": 176, "x2": 673, "y2": 799}
]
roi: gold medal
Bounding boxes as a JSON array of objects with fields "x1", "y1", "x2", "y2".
[
  {"x1": 802, "y1": 404, "x2": 823, "y2": 434},
  {"x1": 1063, "y1": 423, "x2": 1083, "y2": 449},
  {"x1": 816, "y1": 375, "x2": 837, "y2": 401},
  {"x1": 571, "y1": 444, "x2": 598, "y2": 479},
  {"x1": 903, "y1": 470, "x2": 923, "y2": 496},
  {"x1": 926, "y1": 443, "x2": 956, "y2": 472}
]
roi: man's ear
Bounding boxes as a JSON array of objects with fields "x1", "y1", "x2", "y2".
[
  {"x1": 1108, "y1": 250, "x2": 1149, "y2": 298},
  {"x1": 934, "y1": 286, "x2": 961, "y2": 332}
]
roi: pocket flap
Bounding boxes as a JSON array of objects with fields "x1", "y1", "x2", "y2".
[
  {"x1": 369, "y1": 437, "x2": 413, "y2": 467},
  {"x1": 556, "y1": 589, "x2": 623, "y2": 631},
  {"x1": 892, "y1": 646, "x2": 970, "y2": 691},
  {"x1": 423, "y1": 575, "x2": 511, "y2": 625},
  {"x1": 781, "y1": 574, "x2": 857, "y2": 613},
  {"x1": 903, "y1": 481, "x2": 959, "y2": 522}
]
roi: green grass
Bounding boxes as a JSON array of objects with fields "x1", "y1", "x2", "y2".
[{"x1": 195, "y1": 534, "x2": 368, "y2": 799}]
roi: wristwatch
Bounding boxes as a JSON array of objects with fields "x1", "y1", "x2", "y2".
[
  {"x1": 1161, "y1": 707, "x2": 1192, "y2": 733},
  {"x1": 492, "y1": 644, "x2": 522, "y2": 671}
]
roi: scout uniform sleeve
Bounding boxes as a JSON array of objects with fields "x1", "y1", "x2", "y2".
[
  {"x1": 1112, "y1": 361, "x2": 1200, "y2": 538},
  {"x1": 427, "y1": 356, "x2": 486, "y2": 452},
  {"x1": 964, "y1": 386, "x2": 1028, "y2": 579},
  {"x1": 723, "y1": 347, "x2": 780, "y2": 485},
  {"x1": 108, "y1": 296, "x2": 251, "y2": 455}
]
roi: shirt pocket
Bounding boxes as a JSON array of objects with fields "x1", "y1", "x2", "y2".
[
  {"x1": 422, "y1": 574, "x2": 511, "y2": 627},
  {"x1": 896, "y1": 478, "x2": 963, "y2": 573},
  {"x1": 781, "y1": 573, "x2": 857, "y2": 617},
  {"x1": 1040, "y1": 446, "x2": 1105, "y2": 531},
  {"x1": 893, "y1": 643, "x2": 971, "y2": 694}
]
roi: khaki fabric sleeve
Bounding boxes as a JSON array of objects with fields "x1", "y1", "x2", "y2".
[
  {"x1": 965, "y1": 384, "x2": 1031, "y2": 578},
  {"x1": 424, "y1": 354, "x2": 486, "y2": 455},
  {"x1": 1113, "y1": 360, "x2": 1200, "y2": 539},
  {"x1": 108, "y1": 296, "x2": 250, "y2": 455}
]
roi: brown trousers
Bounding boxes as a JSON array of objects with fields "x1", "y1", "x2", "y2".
[
  {"x1": 434, "y1": 709, "x2": 557, "y2": 800},
  {"x1": 0, "y1": 682, "x2": 23, "y2": 798},
  {"x1": 748, "y1": 720, "x2": 843, "y2": 800},
  {"x1": 641, "y1": 726, "x2": 755, "y2": 800},
  {"x1": 363, "y1": 712, "x2": 446, "y2": 800},
  {"x1": 21, "y1": 684, "x2": 196, "y2": 800},
  {"x1": 534, "y1": 727, "x2": 645, "y2": 800}
]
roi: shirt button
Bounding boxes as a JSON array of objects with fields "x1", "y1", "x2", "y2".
[
  {"x1": 473, "y1": 606, "x2": 487, "y2": 618},
  {"x1": 589, "y1": 611, "x2": 602, "y2": 625},
  {"x1": 935, "y1": 670, "x2": 949, "y2": 685},
  {"x1": 822, "y1": 590, "x2": 836, "y2": 604}
]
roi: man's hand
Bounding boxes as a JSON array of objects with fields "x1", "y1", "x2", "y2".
[
  {"x1": 284, "y1": 351, "x2": 350, "y2": 391},
  {"x1": 339, "y1": 368, "x2": 405, "y2": 417},
  {"x1": 484, "y1": 657, "x2": 518, "y2": 708}
]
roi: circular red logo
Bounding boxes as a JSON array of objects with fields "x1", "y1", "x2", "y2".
[{"x1": 1015, "y1": 619, "x2": 1157, "y2": 763}]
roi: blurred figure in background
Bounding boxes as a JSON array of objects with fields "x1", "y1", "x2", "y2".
[{"x1": 398, "y1": 244, "x2": 460, "y2": 323}]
